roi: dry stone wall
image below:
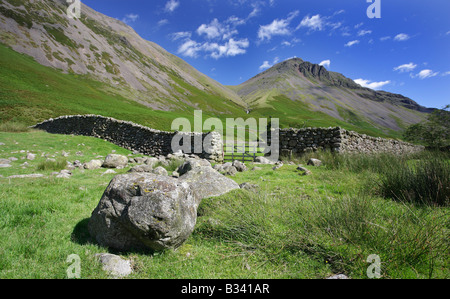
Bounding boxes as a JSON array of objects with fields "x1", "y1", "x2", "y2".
[
  {"x1": 33, "y1": 115, "x2": 223, "y2": 161},
  {"x1": 278, "y1": 127, "x2": 423, "y2": 156},
  {"x1": 33, "y1": 115, "x2": 423, "y2": 162}
]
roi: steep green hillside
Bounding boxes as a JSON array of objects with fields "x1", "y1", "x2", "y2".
[{"x1": 0, "y1": 43, "x2": 247, "y2": 130}]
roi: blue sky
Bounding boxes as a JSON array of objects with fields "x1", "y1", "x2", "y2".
[{"x1": 82, "y1": 0, "x2": 450, "y2": 109}]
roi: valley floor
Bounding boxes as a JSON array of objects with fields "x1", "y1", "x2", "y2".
[{"x1": 0, "y1": 130, "x2": 448, "y2": 279}]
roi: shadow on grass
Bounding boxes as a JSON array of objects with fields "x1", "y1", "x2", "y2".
[{"x1": 71, "y1": 218, "x2": 156, "y2": 255}]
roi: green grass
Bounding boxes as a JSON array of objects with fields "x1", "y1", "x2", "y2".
[{"x1": 0, "y1": 131, "x2": 448, "y2": 279}]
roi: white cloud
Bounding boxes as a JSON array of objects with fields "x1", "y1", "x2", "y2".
[
  {"x1": 177, "y1": 38, "x2": 249, "y2": 59},
  {"x1": 259, "y1": 61, "x2": 272, "y2": 70},
  {"x1": 209, "y1": 38, "x2": 250, "y2": 59},
  {"x1": 354, "y1": 22, "x2": 364, "y2": 29},
  {"x1": 345, "y1": 40, "x2": 360, "y2": 47},
  {"x1": 157, "y1": 19, "x2": 169, "y2": 27},
  {"x1": 170, "y1": 31, "x2": 192, "y2": 41},
  {"x1": 197, "y1": 17, "x2": 244, "y2": 40},
  {"x1": 394, "y1": 33, "x2": 410, "y2": 41},
  {"x1": 122, "y1": 13, "x2": 139, "y2": 24},
  {"x1": 258, "y1": 10, "x2": 299, "y2": 41},
  {"x1": 297, "y1": 14, "x2": 324, "y2": 31},
  {"x1": 380, "y1": 36, "x2": 391, "y2": 41},
  {"x1": 358, "y1": 29, "x2": 372, "y2": 36},
  {"x1": 259, "y1": 56, "x2": 280, "y2": 70},
  {"x1": 319, "y1": 60, "x2": 331, "y2": 68},
  {"x1": 393, "y1": 62, "x2": 417, "y2": 73},
  {"x1": 416, "y1": 69, "x2": 439, "y2": 79},
  {"x1": 165, "y1": 0, "x2": 180, "y2": 12},
  {"x1": 197, "y1": 19, "x2": 223, "y2": 39},
  {"x1": 177, "y1": 39, "x2": 203, "y2": 58},
  {"x1": 442, "y1": 71, "x2": 450, "y2": 76},
  {"x1": 354, "y1": 79, "x2": 391, "y2": 90}
]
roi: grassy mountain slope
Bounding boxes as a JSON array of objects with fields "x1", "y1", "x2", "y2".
[
  {"x1": 0, "y1": 0, "x2": 247, "y2": 125},
  {"x1": 233, "y1": 58, "x2": 431, "y2": 138}
]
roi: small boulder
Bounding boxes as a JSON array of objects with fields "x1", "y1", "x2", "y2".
[
  {"x1": 177, "y1": 158, "x2": 211, "y2": 176},
  {"x1": 128, "y1": 164, "x2": 153, "y2": 173},
  {"x1": 297, "y1": 165, "x2": 312, "y2": 176},
  {"x1": 83, "y1": 159, "x2": 103, "y2": 170},
  {"x1": 26, "y1": 153, "x2": 36, "y2": 160},
  {"x1": 103, "y1": 154, "x2": 128, "y2": 168},
  {"x1": 255, "y1": 156, "x2": 276, "y2": 164},
  {"x1": 307, "y1": 158, "x2": 322, "y2": 167},
  {"x1": 232, "y1": 160, "x2": 247, "y2": 172}
]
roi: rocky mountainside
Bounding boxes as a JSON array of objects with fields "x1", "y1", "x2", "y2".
[
  {"x1": 233, "y1": 58, "x2": 432, "y2": 132},
  {"x1": 0, "y1": 0, "x2": 433, "y2": 137},
  {"x1": 0, "y1": 0, "x2": 245, "y2": 112}
]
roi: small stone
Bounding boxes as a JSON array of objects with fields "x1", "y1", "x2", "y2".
[
  {"x1": 307, "y1": 158, "x2": 322, "y2": 167},
  {"x1": 95, "y1": 253, "x2": 133, "y2": 278},
  {"x1": 26, "y1": 153, "x2": 36, "y2": 160}
]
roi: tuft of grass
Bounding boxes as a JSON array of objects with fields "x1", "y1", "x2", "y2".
[
  {"x1": 0, "y1": 121, "x2": 32, "y2": 132},
  {"x1": 379, "y1": 156, "x2": 449, "y2": 207},
  {"x1": 36, "y1": 158, "x2": 68, "y2": 172}
]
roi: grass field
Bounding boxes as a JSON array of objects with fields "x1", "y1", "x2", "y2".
[{"x1": 0, "y1": 130, "x2": 448, "y2": 279}]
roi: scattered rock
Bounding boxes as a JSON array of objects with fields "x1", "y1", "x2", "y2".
[
  {"x1": 144, "y1": 157, "x2": 159, "y2": 167},
  {"x1": 272, "y1": 162, "x2": 283, "y2": 171},
  {"x1": 307, "y1": 158, "x2": 322, "y2": 167},
  {"x1": 0, "y1": 142, "x2": 5, "y2": 146},
  {"x1": 103, "y1": 154, "x2": 128, "y2": 168},
  {"x1": 8, "y1": 157, "x2": 18, "y2": 161},
  {"x1": 179, "y1": 166, "x2": 240, "y2": 204},
  {"x1": 297, "y1": 165, "x2": 312, "y2": 176},
  {"x1": 326, "y1": 274, "x2": 349, "y2": 279},
  {"x1": 95, "y1": 253, "x2": 133, "y2": 278},
  {"x1": 255, "y1": 156, "x2": 276, "y2": 164},
  {"x1": 26, "y1": 153, "x2": 36, "y2": 160},
  {"x1": 128, "y1": 164, "x2": 153, "y2": 173},
  {"x1": 89, "y1": 173, "x2": 198, "y2": 251},
  {"x1": 56, "y1": 169, "x2": 72, "y2": 178},
  {"x1": 251, "y1": 166, "x2": 262, "y2": 171},
  {"x1": 232, "y1": 160, "x2": 247, "y2": 172},
  {"x1": 75, "y1": 151, "x2": 84, "y2": 156},
  {"x1": 177, "y1": 158, "x2": 211, "y2": 176},
  {"x1": 83, "y1": 159, "x2": 103, "y2": 170},
  {"x1": 0, "y1": 164, "x2": 11, "y2": 168},
  {"x1": 101, "y1": 169, "x2": 117, "y2": 176},
  {"x1": 7, "y1": 174, "x2": 45, "y2": 179},
  {"x1": 152, "y1": 166, "x2": 168, "y2": 176},
  {"x1": 239, "y1": 182, "x2": 260, "y2": 192}
]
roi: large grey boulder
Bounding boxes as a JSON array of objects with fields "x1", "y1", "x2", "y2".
[
  {"x1": 89, "y1": 173, "x2": 197, "y2": 251},
  {"x1": 179, "y1": 166, "x2": 240, "y2": 204},
  {"x1": 102, "y1": 154, "x2": 128, "y2": 168}
]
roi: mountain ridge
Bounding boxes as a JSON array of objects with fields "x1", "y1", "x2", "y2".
[{"x1": 0, "y1": 0, "x2": 433, "y2": 138}]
